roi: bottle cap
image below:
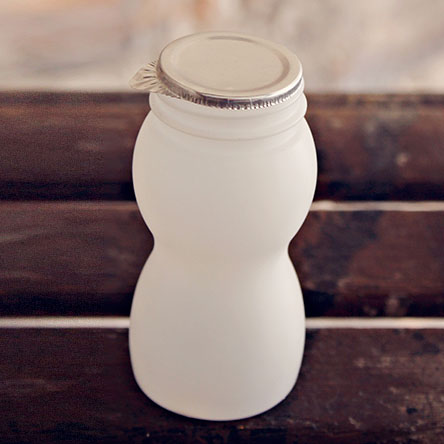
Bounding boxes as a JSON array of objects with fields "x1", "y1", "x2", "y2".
[{"x1": 130, "y1": 31, "x2": 303, "y2": 110}]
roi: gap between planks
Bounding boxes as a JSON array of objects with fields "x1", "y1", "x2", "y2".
[
  {"x1": 2, "y1": 201, "x2": 444, "y2": 212},
  {"x1": 0, "y1": 317, "x2": 444, "y2": 329},
  {"x1": 311, "y1": 200, "x2": 444, "y2": 212}
]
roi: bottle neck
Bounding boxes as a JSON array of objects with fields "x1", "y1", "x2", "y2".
[{"x1": 149, "y1": 81, "x2": 307, "y2": 140}]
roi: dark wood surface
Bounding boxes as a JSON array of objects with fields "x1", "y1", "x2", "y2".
[
  {"x1": 1, "y1": 92, "x2": 444, "y2": 200},
  {"x1": 1, "y1": 201, "x2": 443, "y2": 317},
  {"x1": 1, "y1": 327, "x2": 443, "y2": 444},
  {"x1": 0, "y1": 92, "x2": 145, "y2": 200},
  {"x1": 309, "y1": 94, "x2": 444, "y2": 200},
  {"x1": 1, "y1": 93, "x2": 443, "y2": 442}
]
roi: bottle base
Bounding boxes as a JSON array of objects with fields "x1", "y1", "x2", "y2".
[{"x1": 132, "y1": 362, "x2": 300, "y2": 421}]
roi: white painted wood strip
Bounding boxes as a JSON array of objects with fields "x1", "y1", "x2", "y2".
[
  {"x1": 0, "y1": 317, "x2": 443, "y2": 329},
  {"x1": 311, "y1": 201, "x2": 444, "y2": 212},
  {"x1": 306, "y1": 317, "x2": 444, "y2": 329},
  {"x1": 0, "y1": 317, "x2": 130, "y2": 329},
  {"x1": 2, "y1": 201, "x2": 443, "y2": 212}
]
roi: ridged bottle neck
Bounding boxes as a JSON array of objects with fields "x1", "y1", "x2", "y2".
[{"x1": 149, "y1": 82, "x2": 307, "y2": 140}]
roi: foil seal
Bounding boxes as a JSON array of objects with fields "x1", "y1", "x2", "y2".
[{"x1": 129, "y1": 32, "x2": 303, "y2": 110}]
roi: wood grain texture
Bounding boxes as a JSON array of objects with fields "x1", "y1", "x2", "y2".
[
  {"x1": 0, "y1": 92, "x2": 146, "y2": 200},
  {"x1": 0, "y1": 201, "x2": 150, "y2": 315},
  {"x1": 0, "y1": 328, "x2": 443, "y2": 443},
  {"x1": 1, "y1": 92, "x2": 444, "y2": 200},
  {"x1": 292, "y1": 209, "x2": 444, "y2": 317},
  {"x1": 1, "y1": 201, "x2": 443, "y2": 316},
  {"x1": 309, "y1": 94, "x2": 444, "y2": 200}
]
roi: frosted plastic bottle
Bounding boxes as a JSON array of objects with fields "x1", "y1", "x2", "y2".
[{"x1": 129, "y1": 32, "x2": 317, "y2": 421}]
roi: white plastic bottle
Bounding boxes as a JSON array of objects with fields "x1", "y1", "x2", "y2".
[{"x1": 129, "y1": 32, "x2": 317, "y2": 421}]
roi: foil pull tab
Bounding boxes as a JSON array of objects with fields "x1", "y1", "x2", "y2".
[{"x1": 129, "y1": 60, "x2": 179, "y2": 98}]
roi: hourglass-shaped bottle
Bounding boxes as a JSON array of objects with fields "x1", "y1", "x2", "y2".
[{"x1": 129, "y1": 32, "x2": 317, "y2": 421}]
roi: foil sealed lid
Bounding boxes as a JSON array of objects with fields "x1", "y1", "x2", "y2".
[{"x1": 130, "y1": 32, "x2": 303, "y2": 110}]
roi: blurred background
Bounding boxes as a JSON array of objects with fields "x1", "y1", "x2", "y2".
[{"x1": 2, "y1": 0, "x2": 444, "y2": 92}]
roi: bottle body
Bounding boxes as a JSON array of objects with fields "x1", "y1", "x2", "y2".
[{"x1": 130, "y1": 93, "x2": 317, "y2": 420}]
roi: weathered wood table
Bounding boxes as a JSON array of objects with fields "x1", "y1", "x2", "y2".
[{"x1": 0, "y1": 92, "x2": 443, "y2": 443}]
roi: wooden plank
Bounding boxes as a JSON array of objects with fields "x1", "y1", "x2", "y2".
[
  {"x1": 0, "y1": 328, "x2": 442, "y2": 443},
  {"x1": 0, "y1": 92, "x2": 145, "y2": 200},
  {"x1": 292, "y1": 208, "x2": 444, "y2": 317},
  {"x1": 0, "y1": 201, "x2": 443, "y2": 316},
  {"x1": 0, "y1": 201, "x2": 150, "y2": 315},
  {"x1": 1, "y1": 92, "x2": 444, "y2": 200},
  {"x1": 309, "y1": 94, "x2": 444, "y2": 200}
]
